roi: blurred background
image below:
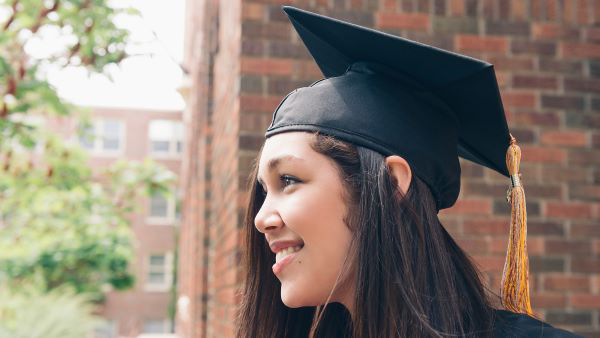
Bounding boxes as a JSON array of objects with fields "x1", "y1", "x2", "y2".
[{"x1": 1, "y1": 0, "x2": 599, "y2": 337}]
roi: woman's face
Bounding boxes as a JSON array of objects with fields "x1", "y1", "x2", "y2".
[{"x1": 255, "y1": 132, "x2": 354, "y2": 309}]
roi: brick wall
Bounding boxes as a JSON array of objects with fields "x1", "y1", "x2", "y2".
[
  {"x1": 177, "y1": 0, "x2": 218, "y2": 337},
  {"x1": 180, "y1": 0, "x2": 600, "y2": 336}
]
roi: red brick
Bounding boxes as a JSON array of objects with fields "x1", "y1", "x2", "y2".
[
  {"x1": 593, "y1": 275, "x2": 600, "y2": 294},
  {"x1": 441, "y1": 218, "x2": 461, "y2": 235},
  {"x1": 545, "y1": 202, "x2": 593, "y2": 219},
  {"x1": 532, "y1": 23, "x2": 580, "y2": 39},
  {"x1": 570, "y1": 185, "x2": 600, "y2": 201},
  {"x1": 472, "y1": 255, "x2": 506, "y2": 272},
  {"x1": 573, "y1": 258, "x2": 600, "y2": 273},
  {"x1": 546, "y1": 0, "x2": 557, "y2": 20},
  {"x1": 241, "y1": 57, "x2": 293, "y2": 76},
  {"x1": 240, "y1": 112, "x2": 272, "y2": 132},
  {"x1": 449, "y1": 0, "x2": 465, "y2": 15},
  {"x1": 240, "y1": 95, "x2": 282, "y2": 113},
  {"x1": 455, "y1": 35, "x2": 509, "y2": 53},
  {"x1": 432, "y1": 0, "x2": 447, "y2": 16},
  {"x1": 568, "y1": 149, "x2": 600, "y2": 165},
  {"x1": 463, "y1": 219, "x2": 507, "y2": 235},
  {"x1": 540, "y1": 130, "x2": 588, "y2": 147},
  {"x1": 511, "y1": 40, "x2": 556, "y2": 56},
  {"x1": 497, "y1": 0, "x2": 510, "y2": 19},
  {"x1": 510, "y1": 0, "x2": 527, "y2": 20},
  {"x1": 480, "y1": 0, "x2": 494, "y2": 18},
  {"x1": 577, "y1": 0, "x2": 591, "y2": 24},
  {"x1": 538, "y1": 58, "x2": 584, "y2": 75},
  {"x1": 242, "y1": 3, "x2": 264, "y2": 21},
  {"x1": 441, "y1": 199, "x2": 492, "y2": 215},
  {"x1": 513, "y1": 75, "x2": 558, "y2": 90},
  {"x1": 242, "y1": 21, "x2": 290, "y2": 40},
  {"x1": 545, "y1": 276, "x2": 590, "y2": 292},
  {"x1": 546, "y1": 239, "x2": 592, "y2": 255},
  {"x1": 571, "y1": 294, "x2": 600, "y2": 309},
  {"x1": 594, "y1": 133, "x2": 600, "y2": 148},
  {"x1": 382, "y1": 0, "x2": 397, "y2": 11},
  {"x1": 375, "y1": 12, "x2": 430, "y2": 31},
  {"x1": 521, "y1": 146, "x2": 566, "y2": 163},
  {"x1": 561, "y1": 42, "x2": 600, "y2": 58},
  {"x1": 564, "y1": 0, "x2": 578, "y2": 23},
  {"x1": 542, "y1": 166, "x2": 590, "y2": 183},
  {"x1": 541, "y1": 94, "x2": 585, "y2": 110},
  {"x1": 524, "y1": 184, "x2": 563, "y2": 200},
  {"x1": 571, "y1": 222, "x2": 600, "y2": 237},
  {"x1": 564, "y1": 78, "x2": 600, "y2": 93},
  {"x1": 588, "y1": 27, "x2": 600, "y2": 42},
  {"x1": 531, "y1": 0, "x2": 543, "y2": 19},
  {"x1": 456, "y1": 237, "x2": 490, "y2": 254},
  {"x1": 531, "y1": 293, "x2": 567, "y2": 308},
  {"x1": 528, "y1": 220, "x2": 565, "y2": 237},
  {"x1": 502, "y1": 92, "x2": 536, "y2": 108},
  {"x1": 486, "y1": 21, "x2": 530, "y2": 36},
  {"x1": 513, "y1": 111, "x2": 560, "y2": 127}
]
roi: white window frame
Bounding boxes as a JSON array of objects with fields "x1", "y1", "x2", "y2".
[
  {"x1": 79, "y1": 119, "x2": 125, "y2": 156},
  {"x1": 144, "y1": 252, "x2": 174, "y2": 292},
  {"x1": 147, "y1": 188, "x2": 181, "y2": 226},
  {"x1": 147, "y1": 192, "x2": 177, "y2": 225},
  {"x1": 148, "y1": 119, "x2": 184, "y2": 158}
]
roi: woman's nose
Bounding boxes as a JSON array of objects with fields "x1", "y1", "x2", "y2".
[{"x1": 254, "y1": 201, "x2": 283, "y2": 233}]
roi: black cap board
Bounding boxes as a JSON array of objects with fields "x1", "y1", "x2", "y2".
[{"x1": 266, "y1": 6, "x2": 512, "y2": 210}]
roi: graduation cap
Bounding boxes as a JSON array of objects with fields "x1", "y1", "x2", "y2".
[{"x1": 265, "y1": 6, "x2": 533, "y2": 316}]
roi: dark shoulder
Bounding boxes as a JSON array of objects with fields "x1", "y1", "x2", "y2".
[{"x1": 493, "y1": 310, "x2": 583, "y2": 338}]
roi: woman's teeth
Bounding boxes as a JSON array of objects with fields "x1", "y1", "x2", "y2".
[{"x1": 275, "y1": 246, "x2": 302, "y2": 262}]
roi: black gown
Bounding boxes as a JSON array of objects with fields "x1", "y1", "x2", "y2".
[{"x1": 494, "y1": 310, "x2": 583, "y2": 337}]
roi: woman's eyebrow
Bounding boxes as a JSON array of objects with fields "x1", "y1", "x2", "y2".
[
  {"x1": 267, "y1": 155, "x2": 304, "y2": 171},
  {"x1": 257, "y1": 155, "x2": 304, "y2": 184}
]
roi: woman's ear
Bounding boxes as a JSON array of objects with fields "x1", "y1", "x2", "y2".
[{"x1": 384, "y1": 155, "x2": 412, "y2": 195}]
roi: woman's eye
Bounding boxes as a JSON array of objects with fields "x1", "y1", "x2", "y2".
[{"x1": 280, "y1": 175, "x2": 300, "y2": 189}]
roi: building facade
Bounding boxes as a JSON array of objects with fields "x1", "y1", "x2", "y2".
[
  {"x1": 178, "y1": 0, "x2": 600, "y2": 337},
  {"x1": 69, "y1": 106, "x2": 184, "y2": 337}
]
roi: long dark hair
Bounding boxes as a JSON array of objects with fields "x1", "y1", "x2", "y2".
[{"x1": 237, "y1": 133, "x2": 497, "y2": 337}]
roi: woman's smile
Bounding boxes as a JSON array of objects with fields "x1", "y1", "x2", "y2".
[{"x1": 272, "y1": 245, "x2": 302, "y2": 274}]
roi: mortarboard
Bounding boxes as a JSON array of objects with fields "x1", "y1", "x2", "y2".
[{"x1": 265, "y1": 6, "x2": 532, "y2": 316}]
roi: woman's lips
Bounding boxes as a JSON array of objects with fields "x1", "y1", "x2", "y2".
[{"x1": 272, "y1": 249, "x2": 301, "y2": 275}]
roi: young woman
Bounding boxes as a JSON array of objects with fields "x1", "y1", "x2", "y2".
[{"x1": 236, "y1": 7, "x2": 580, "y2": 338}]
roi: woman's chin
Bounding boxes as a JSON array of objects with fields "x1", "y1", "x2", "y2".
[
  {"x1": 280, "y1": 288, "x2": 303, "y2": 308},
  {"x1": 280, "y1": 283, "x2": 315, "y2": 308}
]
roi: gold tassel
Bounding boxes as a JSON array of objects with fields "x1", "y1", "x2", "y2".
[{"x1": 500, "y1": 135, "x2": 533, "y2": 315}]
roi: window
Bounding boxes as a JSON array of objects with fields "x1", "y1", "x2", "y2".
[
  {"x1": 149, "y1": 194, "x2": 169, "y2": 218},
  {"x1": 147, "y1": 188, "x2": 180, "y2": 225},
  {"x1": 145, "y1": 253, "x2": 173, "y2": 291},
  {"x1": 142, "y1": 319, "x2": 170, "y2": 333},
  {"x1": 79, "y1": 119, "x2": 124, "y2": 155},
  {"x1": 149, "y1": 120, "x2": 184, "y2": 156}
]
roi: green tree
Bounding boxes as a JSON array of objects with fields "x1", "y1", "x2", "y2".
[{"x1": 0, "y1": 0, "x2": 175, "y2": 305}]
